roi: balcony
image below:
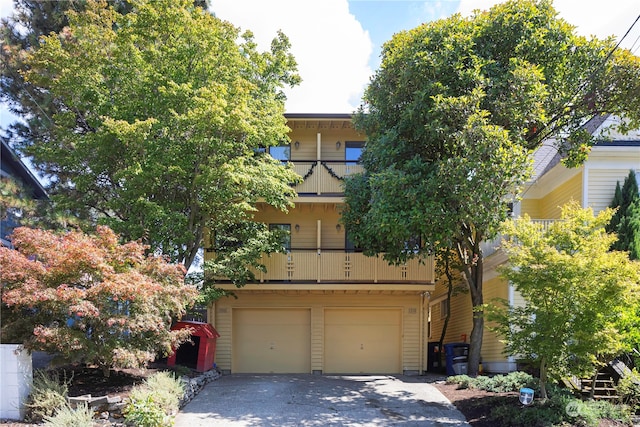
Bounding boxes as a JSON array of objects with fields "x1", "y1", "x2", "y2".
[
  {"x1": 291, "y1": 161, "x2": 364, "y2": 195},
  {"x1": 481, "y1": 219, "x2": 557, "y2": 258},
  {"x1": 242, "y1": 250, "x2": 434, "y2": 284}
]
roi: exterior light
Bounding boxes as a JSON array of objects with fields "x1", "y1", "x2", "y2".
[
  {"x1": 295, "y1": 224, "x2": 300, "y2": 232},
  {"x1": 294, "y1": 141, "x2": 300, "y2": 149},
  {"x1": 336, "y1": 141, "x2": 341, "y2": 150},
  {"x1": 336, "y1": 224, "x2": 342, "y2": 232}
]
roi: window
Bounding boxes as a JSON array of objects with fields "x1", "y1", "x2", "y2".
[
  {"x1": 269, "y1": 223, "x2": 291, "y2": 251},
  {"x1": 345, "y1": 141, "x2": 365, "y2": 165},
  {"x1": 269, "y1": 145, "x2": 290, "y2": 163},
  {"x1": 440, "y1": 299, "x2": 449, "y2": 320}
]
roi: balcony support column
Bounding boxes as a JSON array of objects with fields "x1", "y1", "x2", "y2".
[
  {"x1": 317, "y1": 219, "x2": 322, "y2": 283},
  {"x1": 316, "y1": 132, "x2": 322, "y2": 195}
]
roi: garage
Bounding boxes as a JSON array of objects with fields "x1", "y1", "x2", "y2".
[
  {"x1": 324, "y1": 308, "x2": 402, "y2": 374},
  {"x1": 232, "y1": 308, "x2": 311, "y2": 373}
]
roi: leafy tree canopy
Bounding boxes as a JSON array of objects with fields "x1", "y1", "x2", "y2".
[
  {"x1": 0, "y1": 226, "x2": 198, "y2": 377},
  {"x1": 6, "y1": 0, "x2": 301, "y2": 277},
  {"x1": 343, "y1": 0, "x2": 640, "y2": 375},
  {"x1": 489, "y1": 202, "x2": 640, "y2": 399}
]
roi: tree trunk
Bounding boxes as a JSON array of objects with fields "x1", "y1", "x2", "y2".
[
  {"x1": 457, "y1": 227, "x2": 484, "y2": 377},
  {"x1": 539, "y1": 357, "x2": 548, "y2": 400}
]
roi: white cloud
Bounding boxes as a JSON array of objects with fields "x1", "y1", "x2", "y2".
[{"x1": 210, "y1": 0, "x2": 373, "y2": 113}]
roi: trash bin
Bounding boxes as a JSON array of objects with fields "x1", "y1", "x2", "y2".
[
  {"x1": 427, "y1": 342, "x2": 443, "y2": 372},
  {"x1": 444, "y1": 343, "x2": 469, "y2": 376},
  {"x1": 167, "y1": 321, "x2": 220, "y2": 372}
]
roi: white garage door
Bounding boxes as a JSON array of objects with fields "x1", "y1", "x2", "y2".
[
  {"x1": 324, "y1": 308, "x2": 402, "y2": 374},
  {"x1": 232, "y1": 308, "x2": 311, "y2": 373}
]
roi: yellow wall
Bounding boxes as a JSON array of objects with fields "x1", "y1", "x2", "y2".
[
  {"x1": 288, "y1": 125, "x2": 365, "y2": 162},
  {"x1": 253, "y1": 203, "x2": 344, "y2": 249},
  {"x1": 429, "y1": 272, "x2": 513, "y2": 371},
  {"x1": 481, "y1": 277, "x2": 508, "y2": 363},
  {"x1": 587, "y1": 168, "x2": 635, "y2": 215},
  {"x1": 536, "y1": 171, "x2": 583, "y2": 219},
  {"x1": 211, "y1": 291, "x2": 425, "y2": 374}
]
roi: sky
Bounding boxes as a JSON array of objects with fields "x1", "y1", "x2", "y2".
[{"x1": 0, "y1": 0, "x2": 639, "y2": 122}]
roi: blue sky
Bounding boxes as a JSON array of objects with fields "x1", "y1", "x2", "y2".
[{"x1": 1, "y1": 0, "x2": 639, "y2": 121}]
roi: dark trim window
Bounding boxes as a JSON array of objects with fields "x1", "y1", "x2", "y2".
[
  {"x1": 269, "y1": 223, "x2": 291, "y2": 251},
  {"x1": 269, "y1": 145, "x2": 290, "y2": 163},
  {"x1": 345, "y1": 141, "x2": 365, "y2": 165}
]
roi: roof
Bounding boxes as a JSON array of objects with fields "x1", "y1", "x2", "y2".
[{"x1": 0, "y1": 139, "x2": 47, "y2": 199}]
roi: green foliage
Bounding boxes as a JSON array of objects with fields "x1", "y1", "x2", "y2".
[
  {"x1": 343, "y1": 0, "x2": 640, "y2": 376},
  {"x1": 9, "y1": 0, "x2": 301, "y2": 279},
  {"x1": 446, "y1": 372, "x2": 537, "y2": 393},
  {"x1": 617, "y1": 369, "x2": 640, "y2": 411},
  {"x1": 141, "y1": 371, "x2": 185, "y2": 412},
  {"x1": 43, "y1": 402, "x2": 94, "y2": 427},
  {"x1": 489, "y1": 393, "x2": 631, "y2": 427},
  {"x1": 0, "y1": 226, "x2": 198, "y2": 375},
  {"x1": 123, "y1": 393, "x2": 171, "y2": 427},
  {"x1": 123, "y1": 371, "x2": 185, "y2": 427},
  {"x1": 607, "y1": 170, "x2": 640, "y2": 259},
  {"x1": 489, "y1": 202, "x2": 640, "y2": 398},
  {"x1": 25, "y1": 370, "x2": 70, "y2": 423}
]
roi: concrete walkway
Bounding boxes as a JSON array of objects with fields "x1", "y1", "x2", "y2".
[{"x1": 175, "y1": 374, "x2": 470, "y2": 427}]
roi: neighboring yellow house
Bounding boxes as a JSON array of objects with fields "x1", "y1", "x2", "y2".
[
  {"x1": 208, "y1": 113, "x2": 436, "y2": 374},
  {"x1": 429, "y1": 115, "x2": 640, "y2": 373}
]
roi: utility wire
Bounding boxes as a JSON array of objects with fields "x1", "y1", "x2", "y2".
[{"x1": 519, "y1": 14, "x2": 640, "y2": 202}]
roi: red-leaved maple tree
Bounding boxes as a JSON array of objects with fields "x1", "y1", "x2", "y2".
[{"x1": 0, "y1": 226, "x2": 198, "y2": 376}]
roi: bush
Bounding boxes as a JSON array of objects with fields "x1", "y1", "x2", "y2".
[
  {"x1": 617, "y1": 369, "x2": 640, "y2": 411},
  {"x1": 24, "y1": 370, "x2": 71, "y2": 422},
  {"x1": 142, "y1": 371, "x2": 184, "y2": 413},
  {"x1": 43, "y1": 402, "x2": 94, "y2": 427},
  {"x1": 446, "y1": 371, "x2": 538, "y2": 393},
  {"x1": 123, "y1": 393, "x2": 171, "y2": 427},
  {"x1": 123, "y1": 371, "x2": 185, "y2": 427}
]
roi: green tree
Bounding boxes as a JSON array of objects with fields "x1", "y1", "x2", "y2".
[
  {"x1": 606, "y1": 170, "x2": 640, "y2": 259},
  {"x1": 0, "y1": 226, "x2": 199, "y2": 377},
  {"x1": 12, "y1": 0, "x2": 301, "y2": 285},
  {"x1": 489, "y1": 202, "x2": 640, "y2": 399},
  {"x1": 342, "y1": 0, "x2": 640, "y2": 375}
]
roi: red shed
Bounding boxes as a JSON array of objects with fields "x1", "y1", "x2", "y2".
[{"x1": 168, "y1": 321, "x2": 220, "y2": 372}]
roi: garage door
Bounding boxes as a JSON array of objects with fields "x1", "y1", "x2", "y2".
[
  {"x1": 324, "y1": 308, "x2": 401, "y2": 374},
  {"x1": 232, "y1": 308, "x2": 311, "y2": 373}
]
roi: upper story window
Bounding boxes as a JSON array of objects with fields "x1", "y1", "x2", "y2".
[
  {"x1": 345, "y1": 141, "x2": 364, "y2": 165},
  {"x1": 269, "y1": 223, "x2": 291, "y2": 251},
  {"x1": 269, "y1": 145, "x2": 290, "y2": 163}
]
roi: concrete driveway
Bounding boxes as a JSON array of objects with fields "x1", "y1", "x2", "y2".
[{"x1": 174, "y1": 374, "x2": 470, "y2": 427}]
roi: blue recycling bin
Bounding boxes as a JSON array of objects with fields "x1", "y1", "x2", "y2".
[{"x1": 444, "y1": 343, "x2": 469, "y2": 376}]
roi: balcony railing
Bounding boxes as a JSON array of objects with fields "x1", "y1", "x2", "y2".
[
  {"x1": 247, "y1": 250, "x2": 434, "y2": 283},
  {"x1": 291, "y1": 161, "x2": 364, "y2": 195},
  {"x1": 481, "y1": 219, "x2": 557, "y2": 257}
]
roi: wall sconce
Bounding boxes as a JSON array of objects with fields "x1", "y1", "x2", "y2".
[
  {"x1": 336, "y1": 224, "x2": 342, "y2": 232},
  {"x1": 295, "y1": 224, "x2": 300, "y2": 232},
  {"x1": 336, "y1": 141, "x2": 341, "y2": 150},
  {"x1": 294, "y1": 141, "x2": 300, "y2": 149}
]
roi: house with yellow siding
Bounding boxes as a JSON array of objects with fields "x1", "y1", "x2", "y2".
[
  {"x1": 207, "y1": 114, "x2": 436, "y2": 375},
  {"x1": 428, "y1": 114, "x2": 640, "y2": 373}
]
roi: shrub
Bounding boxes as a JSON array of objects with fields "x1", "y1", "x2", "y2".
[
  {"x1": 43, "y1": 402, "x2": 94, "y2": 427},
  {"x1": 617, "y1": 369, "x2": 640, "y2": 411},
  {"x1": 446, "y1": 371, "x2": 537, "y2": 393},
  {"x1": 142, "y1": 371, "x2": 184, "y2": 413},
  {"x1": 0, "y1": 226, "x2": 198, "y2": 377},
  {"x1": 123, "y1": 371, "x2": 185, "y2": 426},
  {"x1": 24, "y1": 370, "x2": 71, "y2": 423}
]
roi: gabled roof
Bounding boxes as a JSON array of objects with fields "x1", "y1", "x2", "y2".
[{"x1": 530, "y1": 114, "x2": 640, "y2": 183}]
